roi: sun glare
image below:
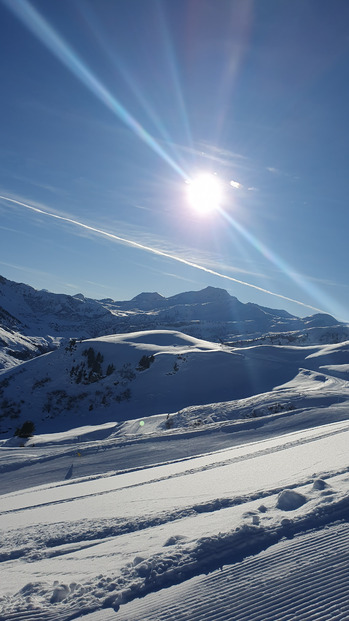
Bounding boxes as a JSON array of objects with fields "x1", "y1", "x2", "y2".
[{"x1": 186, "y1": 173, "x2": 223, "y2": 215}]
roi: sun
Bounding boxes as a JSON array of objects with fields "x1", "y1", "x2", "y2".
[{"x1": 186, "y1": 173, "x2": 223, "y2": 215}]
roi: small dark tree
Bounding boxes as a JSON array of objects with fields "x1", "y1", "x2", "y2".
[
  {"x1": 137, "y1": 354, "x2": 155, "y2": 371},
  {"x1": 106, "y1": 363, "x2": 115, "y2": 376},
  {"x1": 15, "y1": 420, "x2": 35, "y2": 438},
  {"x1": 66, "y1": 338, "x2": 77, "y2": 352},
  {"x1": 83, "y1": 348, "x2": 104, "y2": 379},
  {"x1": 93, "y1": 352, "x2": 104, "y2": 375}
]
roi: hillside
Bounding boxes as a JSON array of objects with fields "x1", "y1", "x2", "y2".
[
  {"x1": 1, "y1": 275, "x2": 348, "y2": 370},
  {"x1": 1, "y1": 327, "x2": 349, "y2": 437}
]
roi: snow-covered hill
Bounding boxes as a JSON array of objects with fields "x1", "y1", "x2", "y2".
[
  {"x1": 1, "y1": 327, "x2": 349, "y2": 438},
  {"x1": 1, "y1": 275, "x2": 349, "y2": 370}
]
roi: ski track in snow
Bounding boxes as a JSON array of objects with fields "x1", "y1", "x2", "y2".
[
  {"x1": 114, "y1": 522, "x2": 349, "y2": 621},
  {"x1": 1, "y1": 488, "x2": 349, "y2": 620},
  {"x1": 0, "y1": 418, "x2": 349, "y2": 620},
  {"x1": 1, "y1": 420, "x2": 349, "y2": 518}
]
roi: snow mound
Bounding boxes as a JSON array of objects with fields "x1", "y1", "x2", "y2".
[
  {"x1": 312, "y1": 478, "x2": 329, "y2": 491},
  {"x1": 276, "y1": 489, "x2": 308, "y2": 511}
]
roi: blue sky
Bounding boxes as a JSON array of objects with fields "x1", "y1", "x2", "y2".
[{"x1": 0, "y1": 0, "x2": 349, "y2": 320}]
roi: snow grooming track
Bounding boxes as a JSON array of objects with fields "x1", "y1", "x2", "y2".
[
  {"x1": 1, "y1": 489, "x2": 349, "y2": 621},
  {"x1": 114, "y1": 522, "x2": 349, "y2": 621},
  {"x1": 0, "y1": 421, "x2": 348, "y2": 620},
  {"x1": 2, "y1": 470, "x2": 349, "y2": 565}
]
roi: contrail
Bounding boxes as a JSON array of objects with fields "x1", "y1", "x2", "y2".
[{"x1": 0, "y1": 194, "x2": 324, "y2": 313}]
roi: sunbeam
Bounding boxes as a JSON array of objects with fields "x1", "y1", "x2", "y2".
[
  {"x1": 78, "y1": 2, "x2": 186, "y2": 170},
  {"x1": 156, "y1": 1, "x2": 193, "y2": 153},
  {"x1": 1, "y1": 0, "x2": 187, "y2": 180},
  {"x1": 218, "y1": 206, "x2": 344, "y2": 318},
  {"x1": 0, "y1": 194, "x2": 325, "y2": 314}
]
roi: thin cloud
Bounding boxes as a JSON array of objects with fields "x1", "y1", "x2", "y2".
[
  {"x1": 198, "y1": 142, "x2": 247, "y2": 160},
  {"x1": 0, "y1": 260, "x2": 54, "y2": 280},
  {"x1": 161, "y1": 272, "x2": 199, "y2": 285},
  {"x1": 86, "y1": 280, "x2": 116, "y2": 290},
  {"x1": 298, "y1": 274, "x2": 348, "y2": 289},
  {"x1": 266, "y1": 167, "x2": 295, "y2": 179},
  {"x1": 129, "y1": 202, "x2": 155, "y2": 213},
  {"x1": 167, "y1": 142, "x2": 247, "y2": 169},
  {"x1": 199, "y1": 256, "x2": 272, "y2": 280},
  {"x1": 6, "y1": 172, "x2": 69, "y2": 197},
  {"x1": 0, "y1": 193, "x2": 325, "y2": 314}
]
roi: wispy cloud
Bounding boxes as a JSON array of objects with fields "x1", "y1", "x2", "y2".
[
  {"x1": 129, "y1": 261, "x2": 199, "y2": 288},
  {"x1": 85, "y1": 280, "x2": 112, "y2": 290},
  {"x1": 0, "y1": 260, "x2": 55, "y2": 280},
  {"x1": 0, "y1": 193, "x2": 325, "y2": 314},
  {"x1": 128, "y1": 202, "x2": 155, "y2": 213},
  {"x1": 165, "y1": 141, "x2": 247, "y2": 170},
  {"x1": 5, "y1": 172, "x2": 69, "y2": 197},
  {"x1": 198, "y1": 142, "x2": 247, "y2": 161},
  {"x1": 0, "y1": 225, "x2": 26, "y2": 235},
  {"x1": 266, "y1": 166, "x2": 296, "y2": 180},
  {"x1": 161, "y1": 272, "x2": 199, "y2": 285},
  {"x1": 296, "y1": 274, "x2": 348, "y2": 289}
]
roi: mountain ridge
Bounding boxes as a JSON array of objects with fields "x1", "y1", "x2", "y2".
[{"x1": 0, "y1": 274, "x2": 348, "y2": 370}]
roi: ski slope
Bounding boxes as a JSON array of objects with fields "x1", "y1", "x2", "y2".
[{"x1": 1, "y1": 408, "x2": 348, "y2": 620}]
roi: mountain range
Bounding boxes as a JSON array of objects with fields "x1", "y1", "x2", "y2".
[
  {"x1": 1, "y1": 274, "x2": 349, "y2": 437},
  {"x1": 1, "y1": 274, "x2": 348, "y2": 371}
]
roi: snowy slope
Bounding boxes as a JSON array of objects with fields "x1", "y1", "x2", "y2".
[
  {"x1": 0, "y1": 413, "x2": 348, "y2": 620},
  {"x1": 0, "y1": 275, "x2": 115, "y2": 337},
  {"x1": 2, "y1": 328, "x2": 349, "y2": 436},
  {"x1": 0, "y1": 320, "x2": 349, "y2": 619}
]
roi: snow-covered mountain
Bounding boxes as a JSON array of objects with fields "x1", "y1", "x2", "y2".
[
  {"x1": 1, "y1": 274, "x2": 348, "y2": 370},
  {"x1": 1, "y1": 276, "x2": 349, "y2": 620},
  {"x1": 1, "y1": 325, "x2": 349, "y2": 437}
]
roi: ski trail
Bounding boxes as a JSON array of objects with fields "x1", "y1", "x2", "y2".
[
  {"x1": 1, "y1": 486, "x2": 349, "y2": 620},
  {"x1": 115, "y1": 522, "x2": 349, "y2": 621},
  {"x1": 1, "y1": 421, "x2": 348, "y2": 517}
]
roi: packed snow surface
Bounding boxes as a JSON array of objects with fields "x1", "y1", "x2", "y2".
[
  {"x1": 1, "y1": 328, "x2": 349, "y2": 619},
  {"x1": 1, "y1": 409, "x2": 349, "y2": 619}
]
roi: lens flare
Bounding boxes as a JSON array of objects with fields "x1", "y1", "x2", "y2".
[
  {"x1": 218, "y1": 206, "x2": 344, "y2": 319},
  {"x1": 1, "y1": 0, "x2": 187, "y2": 180}
]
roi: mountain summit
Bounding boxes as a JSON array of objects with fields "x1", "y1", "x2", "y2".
[{"x1": 0, "y1": 275, "x2": 348, "y2": 370}]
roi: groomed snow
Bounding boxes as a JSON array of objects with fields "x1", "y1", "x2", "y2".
[
  {"x1": 1, "y1": 331, "x2": 349, "y2": 619},
  {"x1": 0, "y1": 412, "x2": 348, "y2": 620}
]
